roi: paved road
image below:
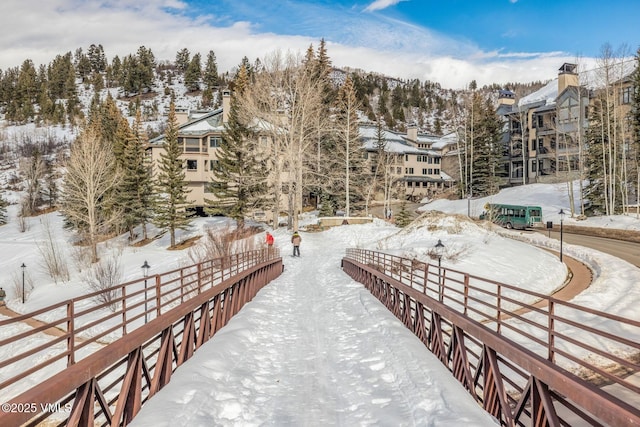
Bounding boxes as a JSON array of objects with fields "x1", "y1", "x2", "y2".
[{"x1": 538, "y1": 230, "x2": 640, "y2": 267}]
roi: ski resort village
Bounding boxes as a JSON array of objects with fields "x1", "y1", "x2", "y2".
[{"x1": 0, "y1": 0, "x2": 640, "y2": 426}]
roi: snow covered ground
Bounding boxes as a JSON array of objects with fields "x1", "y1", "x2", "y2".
[
  {"x1": 130, "y1": 224, "x2": 497, "y2": 426},
  {"x1": 1, "y1": 182, "x2": 640, "y2": 424}
]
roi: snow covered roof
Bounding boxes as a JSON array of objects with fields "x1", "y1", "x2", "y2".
[
  {"x1": 517, "y1": 60, "x2": 637, "y2": 110},
  {"x1": 580, "y1": 59, "x2": 636, "y2": 90},
  {"x1": 150, "y1": 108, "x2": 224, "y2": 144},
  {"x1": 518, "y1": 79, "x2": 557, "y2": 108},
  {"x1": 359, "y1": 124, "x2": 454, "y2": 155}
]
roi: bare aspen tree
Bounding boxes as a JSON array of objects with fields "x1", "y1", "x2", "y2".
[
  {"x1": 20, "y1": 148, "x2": 46, "y2": 215},
  {"x1": 240, "y1": 51, "x2": 326, "y2": 231},
  {"x1": 592, "y1": 44, "x2": 631, "y2": 215},
  {"x1": 59, "y1": 126, "x2": 122, "y2": 263},
  {"x1": 335, "y1": 75, "x2": 363, "y2": 217},
  {"x1": 364, "y1": 118, "x2": 388, "y2": 216}
]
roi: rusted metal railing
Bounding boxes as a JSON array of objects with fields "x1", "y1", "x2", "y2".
[
  {"x1": 0, "y1": 249, "x2": 282, "y2": 426},
  {"x1": 343, "y1": 248, "x2": 640, "y2": 427}
]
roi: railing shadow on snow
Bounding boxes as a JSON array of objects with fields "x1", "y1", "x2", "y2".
[
  {"x1": 342, "y1": 248, "x2": 640, "y2": 427},
  {"x1": 0, "y1": 248, "x2": 283, "y2": 427}
]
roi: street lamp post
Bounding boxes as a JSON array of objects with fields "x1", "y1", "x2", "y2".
[
  {"x1": 435, "y1": 239, "x2": 445, "y2": 302},
  {"x1": 21, "y1": 263, "x2": 26, "y2": 304},
  {"x1": 559, "y1": 209, "x2": 565, "y2": 262},
  {"x1": 141, "y1": 261, "x2": 150, "y2": 323}
]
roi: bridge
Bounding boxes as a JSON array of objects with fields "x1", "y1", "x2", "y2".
[{"x1": 1, "y1": 244, "x2": 639, "y2": 426}]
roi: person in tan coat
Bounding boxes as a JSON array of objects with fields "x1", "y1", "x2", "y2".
[{"x1": 291, "y1": 231, "x2": 301, "y2": 257}]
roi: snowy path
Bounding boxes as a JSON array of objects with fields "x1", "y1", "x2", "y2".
[{"x1": 131, "y1": 229, "x2": 496, "y2": 426}]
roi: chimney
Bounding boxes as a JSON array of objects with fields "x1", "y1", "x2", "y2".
[
  {"x1": 558, "y1": 63, "x2": 578, "y2": 94},
  {"x1": 175, "y1": 109, "x2": 189, "y2": 125},
  {"x1": 222, "y1": 90, "x2": 231, "y2": 124},
  {"x1": 406, "y1": 124, "x2": 418, "y2": 142},
  {"x1": 498, "y1": 89, "x2": 515, "y2": 106}
]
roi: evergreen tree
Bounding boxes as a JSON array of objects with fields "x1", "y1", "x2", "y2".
[
  {"x1": 208, "y1": 65, "x2": 267, "y2": 227},
  {"x1": 201, "y1": 87, "x2": 214, "y2": 108},
  {"x1": 76, "y1": 52, "x2": 92, "y2": 83},
  {"x1": 154, "y1": 100, "x2": 191, "y2": 247},
  {"x1": 87, "y1": 43, "x2": 107, "y2": 73},
  {"x1": 106, "y1": 55, "x2": 122, "y2": 88},
  {"x1": 43, "y1": 159, "x2": 59, "y2": 210},
  {"x1": 334, "y1": 75, "x2": 366, "y2": 215},
  {"x1": 117, "y1": 111, "x2": 154, "y2": 240},
  {"x1": 583, "y1": 97, "x2": 621, "y2": 214},
  {"x1": 90, "y1": 94, "x2": 126, "y2": 160},
  {"x1": 184, "y1": 53, "x2": 202, "y2": 92},
  {"x1": 394, "y1": 199, "x2": 412, "y2": 227},
  {"x1": 136, "y1": 46, "x2": 156, "y2": 92},
  {"x1": 203, "y1": 50, "x2": 219, "y2": 89},
  {"x1": 466, "y1": 93, "x2": 502, "y2": 197},
  {"x1": 16, "y1": 59, "x2": 38, "y2": 122},
  {"x1": 318, "y1": 193, "x2": 335, "y2": 217},
  {"x1": 175, "y1": 48, "x2": 190, "y2": 73}
]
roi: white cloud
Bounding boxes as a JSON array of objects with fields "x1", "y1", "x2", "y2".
[
  {"x1": 364, "y1": 0, "x2": 407, "y2": 12},
  {"x1": 0, "y1": 0, "x2": 585, "y2": 89}
]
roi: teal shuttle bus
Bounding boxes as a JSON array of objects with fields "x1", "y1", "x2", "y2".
[{"x1": 479, "y1": 203, "x2": 543, "y2": 230}]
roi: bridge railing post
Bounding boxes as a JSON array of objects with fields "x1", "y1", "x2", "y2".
[
  {"x1": 122, "y1": 284, "x2": 127, "y2": 335},
  {"x1": 155, "y1": 274, "x2": 161, "y2": 318},
  {"x1": 463, "y1": 274, "x2": 469, "y2": 316},
  {"x1": 67, "y1": 301, "x2": 75, "y2": 366},
  {"x1": 548, "y1": 300, "x2": 555, "y2": 362},
  {"x1": 496, "y1": 283, "x2": 502, "y2": 334}
]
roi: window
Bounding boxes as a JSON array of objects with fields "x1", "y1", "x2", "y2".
[
  {"x1": 532, "y1": 161, "x2": 537, "y2": 172},
  {"x1": 209, "y1": 160, "x2": 219, "y2": 171},
  {"x1": 536, "y1": 115, "x2": 544, "y2": 128},
  {"x1": 434, "y1": 157, "x2": 440, "y2": 164},
  {"x1": 209, "y1": 137, "x2": 221, "y2": 148},
  {"x1": 621, "y1": 87, "x2": 631, "y2": 105},
  {"x1": 185, "y1": 138, "x2": 200, "y2": 152},
  {"x1": 396, "y1": 167, "x2": 402, "y2": 174},
  {"x1": 186, "y1": 160, "x2": 197, "y2": 170},
  {"x1": 422, "y1": 168, "x2": 428, "y2": 175},
  {"x1": 434, "y1": 168, "x2": 440, "y2": 175},
  {"x1": 407, "y1": 181, "x2": 413, "y2": 187},
  {"x1": 405, "y1": 168, "x2": 414, "y2": 174}
]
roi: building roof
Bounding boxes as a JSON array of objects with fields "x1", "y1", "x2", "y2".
[
  {"x1": 359, "y1": 124, "x2": 457, "y2": 156},
  {"x1": 150, "y1": 108, "x2": 224, "y2": 144},
  {"x1": 517, "y1": 60, "x2": 637, "y2": 110}
]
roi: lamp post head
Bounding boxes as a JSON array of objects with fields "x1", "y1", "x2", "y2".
[
  {"x1": 435, "y1": 239, "x2": 445, "y2": 259},
  {"x1": 21, "y1": 263, "x2": 26, "y2": 270},
  {"x1": 559, "y1": 209, "x2": 565, "y2": 222},
  {"x1": 141, "y1": 260, "x2": 150, "y2": 277}
]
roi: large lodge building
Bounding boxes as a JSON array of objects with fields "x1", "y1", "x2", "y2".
[{"x1": 148, "y1": 61, "x2": 637, "y2": 215}]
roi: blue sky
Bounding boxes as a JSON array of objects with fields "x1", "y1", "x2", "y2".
[
  {"x1": 0, "y1": 0, "x2": 637, "y2": 88},
  {"x1": 186, "y1": 0, "x2": 636, "y2": 58}
]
